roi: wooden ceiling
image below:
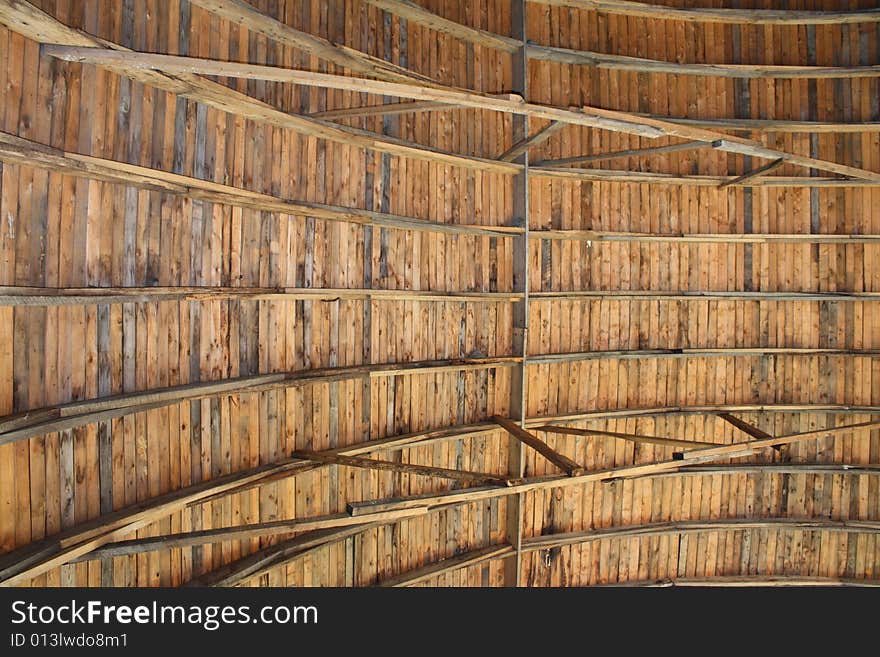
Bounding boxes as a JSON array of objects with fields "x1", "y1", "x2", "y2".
[{"x1": 0, "y1": 0, "x2": 878, "y2": 587}]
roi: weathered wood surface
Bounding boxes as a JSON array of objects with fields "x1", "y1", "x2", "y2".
[{"x1": 1, "y1": 0, "x2": 878, "y2": 588}]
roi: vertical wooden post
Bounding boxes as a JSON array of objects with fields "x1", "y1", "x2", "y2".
[{"x1": 504, "y1": 0, "x2": 529, "y2": 588}]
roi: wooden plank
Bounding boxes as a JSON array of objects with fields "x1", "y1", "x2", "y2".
[
  {"x1": 635, "y1": 116, "x2": 880, "y2": 134},
  {"x1": 0, "y1": 285, "x2": 521, "y2": 306},
  {"x1": 492, "y1": 415, "x2": 585, "y2": 475},
  {"x1": 532, "y1": 230, "x2": 880, "y2": 243},
  {"x1": 531, "y1": 168, "x2": 880, "y2": 187},
  {"x1": 531, "y1": 0, "x2": 880, "y2": 25},
  {"x1": 531, "y1": 291, "x2": 880, "y2": 301},
  {"x1": 527, "y1": 44, "x2": 880, "y2": 79}
]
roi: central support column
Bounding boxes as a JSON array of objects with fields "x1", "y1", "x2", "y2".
[{"x1": 503, "y1": 0, "x2": 529, "y2": 588}]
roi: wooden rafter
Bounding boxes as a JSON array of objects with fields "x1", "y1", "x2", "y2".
[
  {"x1": 42, "y1": 46, "x2": 663, "y2": 138},
  {"x1": 0, "y1": 1, "x2": 516, "y2": 173},
  {"x1": 378, "y1": 545, "x2": 515, "y2": 587},
  {"x1": 636, "y1": 115, "x2": 880, "y2": 134},
  {"x1": 529, "y1": 348, "x2": 880, "y2": 363},
  {"x1": 535, "y1": 426, "x2": 719, "y2": 449},
  {"x1": 2, "y1": 413, "x2": 878, "y2": 585},
  {"x1": 292, "y1": 451, "x2": 515, "y2": 486},
  {"x1": 362, "y1": 0, "x2": 880, "y2": 182},
  {"x1": 309, "y1": 99, "x2": 450, "y2": 120},
  {"x1": 531, "y1": 290, "x2": 880, "y2": 302},
  {"x1": 718, "y1": 158, "x2": 786, "y2": 188},
  {"x1": 534, "y1": 140, "x2": 715, "y2": 167},
  {"x1": 41, "y1": 43, "x2": 880, "y2": 183},
  {"x1": 498, "y1": 121, "x2": 566, "y2": 162},
  {"x1": 0, "y1": 285, "x2": 520, "y2": 307},
  {"x1": 527, "y1": 43, "x2": 880, "y2": 79},
  {"x1": 528, "y1": 0, "x2": 880, "y2": 25},
  {"x1": 368, "y1": 517, "x2": 880, "y2": 587},
  {"x1": 347, "y1": 419, "x2": 880, "y2": 517},
  {"x1": 532, "y1": 168, "x2": 880, "y2": 187},
  {"x1": 0, "y1": 132, "x2": 520, "y2": 237},
  {"x1": 0, "y1": 359, "x2": 518, "y2": 447},
  {"x1": 532, "y1": 230, "x2": 880, "y2": 243},
  {"x1": 493, "y1": 416, "x2": 585, "y2": 476},
  {"x1": 716, "y1": 413, "x2": 782, "y2": 452},
  {"x1": 74, "y1": 509, "x2": 428, "y2": 561}
]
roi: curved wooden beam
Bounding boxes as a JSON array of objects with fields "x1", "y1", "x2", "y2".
[
  {"x1": 531, "y1": 290, "x2": 880, "y2": 302},
  {"x1": 0, "y1": 421, "x2": 502, "y2": 586},
  {"x1": 593, "y1": 576, "x2": 880, "y2": 587},
  {"x1": 0, "y1": 358, "x2": 517, "y2": 447},
  {"x1": 375, "y1": 517, "x2": 880, "y2": 586},
  {"x1": 0, "y1": 132, "x2": 520, "y2": 237},
  {"x1": 531, "y1": 168, "x2": 880, "y2": 187},
  {"x1": 529, "y1": 0, "x2": 880, "y2": 25},
  {"x1": 528, "y1": 43, "x2": 880, "y2": 79},
  {"x1": 532, "y1": 230, "x2": 880, "y2": 244}
]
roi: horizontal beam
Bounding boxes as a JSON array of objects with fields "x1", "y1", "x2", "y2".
[
  {"x1": 636, "y1": 115, "x2": 880, "y2": 134},
  {"x1": 531, "y1": 230, "x2": 880, "y2": 243},
  {"x1": 529, "y1": 0, "x2": 880, "y2": 25},
  {"x1": 492, "y1": 416, "x2": 585, "y2": 475},
  {"x1": 0, "y1": 132, "x2": 520, "y2": 237},
  {"x1": 532, "y1": 167, "x2": 880, "y2": 187},
  {"x1": 0, "y1": 285, "x2": 520, "y2": 307},
  {"x1": 43, "y1": 47, "x2": 663, "y2": 138},
  {"x1": 0, "y1": 359, "x2": 518, "y2": 446},
  {"x1": 530, "y1": 291, "x2": 880, "y2": 302},
  {"x1": 528, "y1": 43, "x2": 880, "y2": 79},
  {"x1": 537, "y1": 404, "x2": 880, "y2": 425},
  {"x1": 530, "y1": 348, "x2": 880, "y2": 363}
]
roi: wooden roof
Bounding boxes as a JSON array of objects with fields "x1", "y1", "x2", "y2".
[{"x1": 0, "y1": 0, "x2": 878, "y2": 587}]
